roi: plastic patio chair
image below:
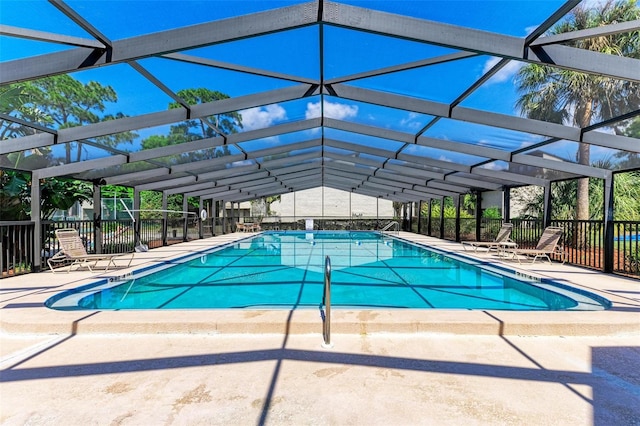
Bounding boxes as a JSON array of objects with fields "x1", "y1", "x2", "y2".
[{"x1": 48, "y1": 228, "x2": 134, "y2": 273}]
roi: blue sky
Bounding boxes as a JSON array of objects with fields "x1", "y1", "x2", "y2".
[{"x1": 1, "y1": 0, "x2": 622, "y2": 166}]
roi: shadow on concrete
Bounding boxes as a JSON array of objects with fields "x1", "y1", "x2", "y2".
[
  {"x1": 2, "y1": 345, "x2": 639, "y2": 424},
  {"x1": 482, "y1": 310, "x2": 640, "y2": 425}
]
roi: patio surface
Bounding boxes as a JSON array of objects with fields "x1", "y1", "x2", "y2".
[{"x1": 1, "y1": 232, "x2": 639, "y2": 425}]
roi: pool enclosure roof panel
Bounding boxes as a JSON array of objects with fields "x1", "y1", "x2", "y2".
[{"x1": 1, "y1": 0, "x2": 639, "y2": 202}]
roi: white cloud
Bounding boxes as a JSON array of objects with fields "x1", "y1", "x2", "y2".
[
  {"x1": 230, "y1": 159, "x2": 254, "y2": 167},
  {"x1": 400, "y1": 112, "x2": 422, "y2": 131},
  {"x1": 481, "y1": 162, "x2": 503, "y2": 171},
  {"x1": 240, "y1": 104, "x2": 287, "y2": 131},
  {"x1": 305, "y1": 100, "x2": 358, "y2": 120},
  {"x1": 482, "y1": 57, "x2": 524, "y2": 85},
  {"x1": 524, "y1": 25, "x2": 539, "y2": 36}
]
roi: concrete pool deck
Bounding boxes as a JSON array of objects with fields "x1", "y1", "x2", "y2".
[{"x1": 1, "y1": 232, "x2": 639, "y2": 425}]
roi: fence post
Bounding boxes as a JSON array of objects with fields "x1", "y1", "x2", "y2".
[
  {"x1": 503, "y1": 187, "x2": 511, "y2": 222},
  {"x1": 454, "y1": 195, "x2": 461, "y2": 242},
  {"x1": 30, "y1": 172, "x2": 42, "y2": 272},
  {"x1": 222, "y1": 199, "x2": 227, "y2": 234},
  {"x1": 131, "y1": 188, "x2": 140, "y2": 248},
  {"x1": 475, "y1": 191, "x2": 482, "y2": 242},
  {"x1": 543, "y1": 183, "x2": 552, "y2": 229},
  {"x1": 213, "y1": 200, "x2": 218, "y2": 236},
  {"x1": 199, "y1": 198, "x2": 204, "y2": 239},
  {"x1": 162, "y1": 191, "x2": 168, "y2": 246},
  {"x1": 94, "y1": 182, "x2": 103, "y2": 254},
  {"x1": 439, "y1": 198, "x2": 445, "y2": 239},
  {"x1": 182, "y1": 195, "x2": 188, "y2": 242},
  {"x1": 427, "y1": 198, "x2": 432, "y2": 236},
  {"x1": 603, "y1": 174, "x2": 615, "y2": 273}
]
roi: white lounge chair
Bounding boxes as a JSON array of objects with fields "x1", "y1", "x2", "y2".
[
  {"x1": 505, "y1": 226, "x2": 565, "y2": 264},
  {"x1": 462, "y1": 223, "x2": 514, "y2": 252},
  {"x1": 48, "y1": 228, "x2": 134, "y2": 273}
]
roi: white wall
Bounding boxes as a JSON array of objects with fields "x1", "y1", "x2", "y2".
[
  {"x1": 481, "y1": 191, "x2": 503, "y2": 212},
  {"x1": 270, "y1": 187, "x2": 394, "y2": 218},
  {"x1": 509, "y1": 186, "x2": 542, "y2": 218}
]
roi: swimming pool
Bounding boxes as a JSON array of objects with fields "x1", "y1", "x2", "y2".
[{"x1": 45, "y1": 231, "x2": 610, "y2": 311}]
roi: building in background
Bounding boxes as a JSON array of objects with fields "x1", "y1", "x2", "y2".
[{"x1": 269, "y1": 187, "x2": 394, "y2": 219}]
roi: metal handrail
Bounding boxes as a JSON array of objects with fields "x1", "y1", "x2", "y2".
[
  {"x1": 381, "y1": 221, "x2": 399, "y2": 234},
  {"x1": 321, "y1": 255, "x2": 332, "y2": 348}
]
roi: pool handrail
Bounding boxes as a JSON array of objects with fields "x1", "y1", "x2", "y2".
[
  {"x1": 322, "y1": 255, "x2": 332, "y2": 348},
  {"x1": 381, "y1": 221, "x2": 399, "y2": 235}
]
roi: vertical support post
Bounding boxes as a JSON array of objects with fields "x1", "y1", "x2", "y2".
[
  {"x1": 503, "y1": 186, "x2": 511, "y2": 223},
  {"x1": 230, "y1": 202, "x2": 236, "y2": 233},
  {"x1": 405, "y1": 203, "x2": 409, "y2": 231},
  {"x1": 134, "y1": 188, "x2": 141, "y2": 247},
  {"x1": 93, "y1": 182, "x2": 102, "y2": 254},
  {"x1": 212, "y1": 199, "x2": 216, "y2": 235},
  {"x1": 222, "y1": 200, "x2": 227, "y2": 234},
  {"x1": 182, "y1": 195, "x2": 188, "y2": 242},
  {"x1": 198, "y1": 197, "x2": 204, "y2": 239},
  {"x1": 439, "y1": 198, "x2": 445, "y2": 239},
  {"x1": 427, "y1": 198, "x2": 432, "y2": 236},
  {"x1": 408, "y1": 202, "x2": 413, "y2": 232},
  {"x1": 349, "y1": 191, "x2": 352, "y2": 229},
  {"x1": 475, "y1": 190, "x2": 482, "y2": 242},
  {"x1": 30, "y1": 172, "x2": 41, "y2": 272},
  {"x1": 603, "y1": 173, "x2": 614, "y2": 273},
  {"x1": 417, "y1": 201, "x2": 422, "y2": 234},
  {"x1": 454, "y1": 195, "x2": 461, "y2": 243},
  {"x1": 213, "y1": 200, "x2": 218, "y2": 236},
  {"x1": 543, "y1": 183, "x2": 552, "y2": 229},
  {"x1": 162, "y1": 191, "x2": 168, "y2": 246}
]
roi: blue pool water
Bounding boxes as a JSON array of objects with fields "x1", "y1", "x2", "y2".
[
  {"x1": 614, "y1": 233, "x2": 639, "y2": 241},
  {"x1": 45, "y1": 231, "x2": 610, "y2": 311}
]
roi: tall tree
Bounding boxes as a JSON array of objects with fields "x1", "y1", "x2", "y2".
[
  {"x1": 135, "y1": 88, "x2": 244, "y2": 213},
  {"x1": 614, "y1": 116, "x2": 640, "y2": 169},
  {"x1": 141, "y1": 88, "x2": 243, "y2": 162},
  {"x1": 3, "y1": 76, "x2": 136, "y2": 165},
  {"x1": 0, "y1": 84, "x2": 53, "y2": 141},
  {"x1": 169, "y1": 88, "x2": 243, "y2": 137},
  {"x1": 1, "y1": 75, "x2": 135, "y2": 218},
  {"x1": 515, "y1": 0, "x2": 640, "y2": 228}
]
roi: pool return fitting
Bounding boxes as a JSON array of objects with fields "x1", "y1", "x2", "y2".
[{"x1": 321, "y1": 255, "x2": 333, "y2": 348}]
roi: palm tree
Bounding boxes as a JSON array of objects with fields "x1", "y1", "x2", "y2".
[{"x1": 515, "y1": 0, "x2": 640, "y2": 239}]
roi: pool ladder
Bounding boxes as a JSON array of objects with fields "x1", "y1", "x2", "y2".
[
  {"x1": 381, "y1": 221, "x2": 399, "y2": 235},
  {"x1": 321, "y1": 255, "x2": 333, "y2": 348}
]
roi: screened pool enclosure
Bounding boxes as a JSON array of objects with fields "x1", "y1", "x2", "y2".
[{"x1": 1, "y1": 0, "x2": 639, "y2": 276}]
